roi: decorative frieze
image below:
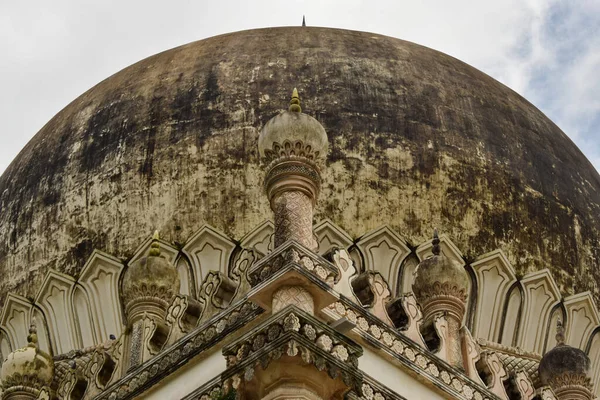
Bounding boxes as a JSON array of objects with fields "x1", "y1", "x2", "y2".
[
  {"x1": 249, "y1": 241, "x2": 339, "y2": 287},
  {"x1": 324, "y1": 299, "x2": 499, "y2": 400}
]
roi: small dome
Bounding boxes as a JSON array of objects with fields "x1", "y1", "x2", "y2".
[
  {"x1": 0, "y1": 322, "x2": 53, "y2": 392},
  {"x1": 539, "y1": 320, "x2": 591, "y2": 386},
  {"x1": 258, "y1": 89, "x2": 328, "y2": 161},
  {"x1": 412, "y1": 230, "x2": 469, "y2": 307},
  {"x1": 122, "y1": 232, "x2": 180, "y2": 321}
]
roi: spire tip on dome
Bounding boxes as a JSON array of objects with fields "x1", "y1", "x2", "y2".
[
  {"x1": 556, "y1": 317, "x2": 565, "y2": 345},
  {"x1": 302, "y1": 15, "x2": 306, "y2": 27},
  {"x1": 289, "y1": 88, "x2": 302, "y2": 113},
  {"x1": 432, "y1": 228, "x2": 440, "y2": 256},
  {"x1": 27, "y1": 316, "x2": 38, "y2": 346},
  {"x1": 149, "y1": 230, "x2": 161, "y2": 257}
]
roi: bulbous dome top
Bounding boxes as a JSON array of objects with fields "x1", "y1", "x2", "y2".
[
  {"x1": 412, "y1": 231, "x2": 469, "y2": 300},
  {"x1": 121, "y1": 232, "x2": 180, "y2": 319},
  {"x1": 1, "y1": 27, "x2": 600, "y2": 307},
  {"x1": 258, "y1": 89, "x2": 328, "y2": 161},
  {"x1": 0, "y1": 322, "x2": 53, "y2": 391},
  {"x1": 539, "y1": 320, "x2": 591, "y2": 386}
]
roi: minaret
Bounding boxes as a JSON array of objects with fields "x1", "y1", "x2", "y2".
[
  {"x1": 258, "y1": 89, "x2": 328, "y2": 251},
  {"x1": 539, "y1": 318, "x2": 594, "y2": 399},
  {"x1": 412, "y1": 229, "x2": 469, "y2": 368},
  {"x1": 0, "y1": 319, "x2": 54, "y2": 399}
]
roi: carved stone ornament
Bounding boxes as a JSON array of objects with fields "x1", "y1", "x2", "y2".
[{"x1": 272, "y1": 286, "x2": 315, "y2": 315}]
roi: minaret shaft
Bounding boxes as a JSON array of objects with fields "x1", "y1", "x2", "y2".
[{"x1": 273, "y1": 190, "x2": 315, "y2": 249}]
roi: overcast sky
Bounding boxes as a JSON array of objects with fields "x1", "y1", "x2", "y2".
[{"x1": 1, "y1": 0, "x2": 599, "y2": 175}]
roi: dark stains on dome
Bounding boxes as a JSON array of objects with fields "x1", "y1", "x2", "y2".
[{"x1": 0, "y1": 27, "x2": 599, "y2": 305}]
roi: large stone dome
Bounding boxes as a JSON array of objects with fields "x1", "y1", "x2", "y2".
[{"x1": 1, "y1": 27, "x2": 599, "y2": 304}]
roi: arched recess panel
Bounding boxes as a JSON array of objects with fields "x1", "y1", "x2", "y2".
[
  {"x1": 586, "y1": 330, "x2": 600, "y2": 398},
  {"x1": 356, "y1": 226, "x2": 411, "y2": 295},
  {"x1": 314, "y1": 219, "x2": 353, "y2": 256},
  {"x1": 399, "y1": 253, "x2": 420, "y2": 295},
  {"x1": 415, "y1": 234, "x2": 472, "y2": 323},
  {"x1": 563, "y1": 292, "x2": 599, "y2": 349},
  {"x1": 73, "y1": 286, "x2": 96, "y2": 347},
  {"x1": 517, "y1": 269, "x2": 561, "y2": 354},
  {"x1": 0, "y1": 329, "x2": 11, "y2": 363},
  {"x1": 500, "y1": 284, "x2": 522, "y2": 346},
  {"x1": 183, "y1": 225, "x2": 236, "y2": 292},
  {"x1": 544, "y1": 304, "x2": 566, "y2": 353},
  {"x1": 176, "y1": 256, "x2": 193, "y2": 297},
  {"x1": 35, "y1": 270, "x2": 79, "y2": 354},
  {"x1": 240, "y1": 220, "x2": 273, "y2": 258},
  {"x1": 79, "y1": 250, "x2": 124, "y2": 342},
  {"x1": 471, "y1": 250, "x2": 516, "y2": 341},
  {"x1": 0, "y1": 293, "x2": 33, "y2": 350},
  {"x1": 30, "y1": 308, "x2": 51, "y2": 354}
]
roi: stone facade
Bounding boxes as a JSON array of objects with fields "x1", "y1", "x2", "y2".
[{"x1": 0, "y1": 28, "x2": 599, "y2": 400}]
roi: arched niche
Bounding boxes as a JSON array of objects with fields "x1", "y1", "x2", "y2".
[
  {"x1": 0, "y1": 329, "x2": 12, "y2": 364},
  {"x1": 314, "y1": 219, "x2": 353, "y2": 256},
  {"x1": 79, "y1": 250, "x2": 124, "y2": 343},
  {"x1": 499, "y1": 283, "x2": 522, "y2": 346},
  {"x1": 35, "y1": 270, "x2": 79, "y2": 354},
  {"x1": 240, "y1": 220, "x2": 274, "y2": 258},
  {"x1": 543, "y1": 303, "x2": 566, "y2": 353},
  {"x1": 471, "y1": 250, "x2": 517, "y2": 342},
  {"x1": 31, "y1": 308, "x2": 51, "y2": 355},
  {"x1": 586, "y1": 328, "x2": 600, "y2": 398},
  {"x1": 183, "y1": 225, "x2": 236, "y2": 294},
  {"x1": 563, "y1": 292, "x2": 599, "y2": 349},
  {"x1": 517, "y1": 269, "x2": 561, "y2": 353},
  {"x1": 73, "y1": 285, "x2": 97, "y2": 347},
  {"x1": 0, "y1": 293, "x2": 33, "y2": 350},
  {"x1": 176, "y1": 255, "x2": 194, "y2": 297},
  {"x1": 356, "y1": 226, "x2": 410, "y2": 295}
]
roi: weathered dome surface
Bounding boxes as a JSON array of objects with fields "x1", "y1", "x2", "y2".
[
  {"x1": 539, "y1": 344, "x2": 590, "y2": 385},
  {"x1": 1, "y1": 27, "x2": 600, "y2": 305}
]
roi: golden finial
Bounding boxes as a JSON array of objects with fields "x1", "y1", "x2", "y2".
[
  {"x1": 149, "y1": 230, "x2": 161, "y2": 257},
  {"x1": 289, "y1": 88, "x2": 302, "y2": 113},
  {"x1": 556, "y1": 317, "x2": 565, "y2": 345},
  {"x1": 27, "y1": 316, "x2": 38, "y2": 346}
]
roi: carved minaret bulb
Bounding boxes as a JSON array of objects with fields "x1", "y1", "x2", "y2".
[
  {"x1": 412, "y1": 229, "x2": 469, "y2": 368},
  {"x1": 258, "y1": 88, "x2": 328, "y2": 250}
]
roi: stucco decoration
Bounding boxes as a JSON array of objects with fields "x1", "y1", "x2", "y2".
[
  {"x1": 78, "y1": 250, "x2": 125, "y2": 343},
  {"x1": 413, "y1": 230, "x2": 469, "y2": 368},
  {"x1": 539, "y1": 319, "x2": 593, "y2": 400},
  {"x1": 500, "y1": 285, "x2": 522, "y2": 347},
  {"x1": 356, "y1": 226, "x2": 411, "y2": 296},
  {"x1": 585, "y1": 330, "x2": 600, "y2": 397},
  {"x1": 240, "y1": 221, "x2": 274, "y2": 258},
  {"x1": 330, "y1": 249, "x2": 358, "y2": 301},
  {"x1": 470, "y1": 249, "x2": 517, "y2": 342},
  {"x1": 563, "y1": 292, "x2": 600, "y2": 350},
  {"x1": 121, "y1": 232, "x2": 180, "y2": 324},
  {"x1": 477, "y1": 352, "x2": 509, "y2": 399},
  {"x1": 0, "y1": 294, "x2": 33, "y2": 352},
  {"x1": 314, "y1": 219, "x2": 353, "y2": 256},
  {"x1": 0, "y1": 320, "x2": 53, "y2": 400},
  {"x1": 182, "y1": 225, "x2": 236, "y2": 291},
  {"x1": 518, "y1": 269, "x2": 561, "y2": 353},
  {"x1": 259, "y1": 89, "x2": 328, "y2": 251},
  {"x1": 35, "y1": 270, "x2": 79, "y2": 354}
]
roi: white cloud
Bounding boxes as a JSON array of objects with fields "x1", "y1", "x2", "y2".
[{"x1": 0, "y1": 0, "x2": 598, "y2": 173}]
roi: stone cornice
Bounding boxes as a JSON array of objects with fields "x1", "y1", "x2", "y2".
[
  {"x1": 324, "y1": 298, "x2": 502, "y2": 400},
  {"x1": 93, "y1": 300, "x2": 262, "y2": 400},
  {"x1": 249, "y1": 240, "x2": 339, "y2": 286}
]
